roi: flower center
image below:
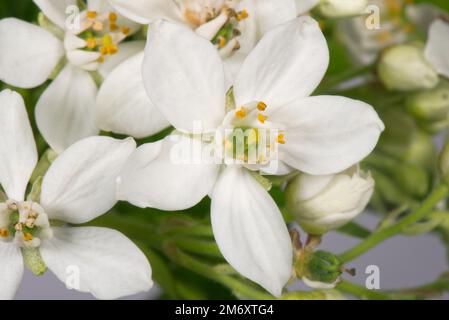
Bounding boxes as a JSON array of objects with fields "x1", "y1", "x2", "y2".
[
  {"x1": 65, "y1": 10, "x2": 132, "y2": 69},
  {"x1": 0, "y1": 200, "x2": 51, "y2": 248},
  {"x1": 179, "y1": 0, "x2": 249, "y2": 56},
  {"x1": 220, "y1": 101, "x2": 286, "y2": 166}
]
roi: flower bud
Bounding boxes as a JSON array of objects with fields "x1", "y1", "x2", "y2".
[
  {"x1": 405, "y1": 80, "x2": 449, "y2": 133},
  {"x1": 378, "y1": 43, "x2": 439, "y2": 91},
  {"x1": 285, "y1": 166, "x2": 374, "y2": 235},
  {"x1": 317, "y1": 0, "x2": 368, "y2": 18},
  {"x1": 302, "y1": 251, "x2": 342, "y2": 288}
]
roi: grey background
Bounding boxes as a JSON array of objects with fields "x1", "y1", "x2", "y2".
[{"x1": 16, "y1": 212, "x2": 449, "y2": 299}]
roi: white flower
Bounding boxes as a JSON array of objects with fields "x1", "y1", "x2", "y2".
[
  {"x1": 0, "y1": 89, "x2": 152, "y2": 300},
  {"x1": 0, "y1": 0, "x2": 141, "y2": 153},
  {"x1": 286, "y1": 166, "x2": 374, "y2": 235},
  {"x1": 95, "y1": 0, "x2": 304, "y2": 138},
  {"x1": 295, "y1": 0, "x2": 319, "y2": 15},
  {"x1": 117, "y1": 17, "x2": 384, "y2": 296}
]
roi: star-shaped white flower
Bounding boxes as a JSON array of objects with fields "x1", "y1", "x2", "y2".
[
  {"x1": 94, "y1": 0, "x2": 307, "y2": 138},
  {"x1": 0, "y1": 89, "x2": 152, "y2": 300},
  {"x1": 0, "y1": 0, "x2": 141, "y2": 153},
  {"x1": 117, "y1": 17, "x2": 384, "y2": 296}
]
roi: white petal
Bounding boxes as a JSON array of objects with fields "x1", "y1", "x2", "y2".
[
  {"x1": 40, "y1": 136, "x2": 136, "y2": 224},
  {"x1": 96, "y1": 52, "x2": 169, "y2": 138},
  {"x1": 425, "y1": 20, "x2": 449, "y2": 79},
  {"x1": 118, "y1": 135, "x2": 220, "y2": 210},
  {"x1": 211, "y1": 166, "x2": 292, "y2": 297},
  {"x1": 35, "y1": 64, "x2": 99, "y2": 154},
  {"x1": 33, "y1": 0, "x2": 77, "y2": 29},
  {"x1": 108, "y1": 0, "x2": 183, "y2": 24},
  {"x1": 250, "y1": 0, "x2": 297, "y2": 37},
  {"x1": 0, "y1": 242, "x2": 24, "y2": 300},
  {"x1": 87, "y1": 0, "x2": 109, "y2": 12},
  {"x1": 143, "y1": 20, "x2": 226, "y2": 133},
  {"x1": 270, "y1": 95, "x2": 384, "y2": 175},
  {"x1": 98, "y1": 41, "x2": 145, "y2": 78},
  {"x1": 0, "y1": 90, "x2": 37, "y2": 201},
  {"x1": 40, "y1": 226, "x2": 152, "y2": 300},
  {"x1": 0, "y1": 18, "x2": 64, "y2": 88},
  {"x1": 296, "y1": 0, "x2": 319, "y2": 14},
  {"x1": 234, "y1": 16, "x2": 329, "y2": 110}
]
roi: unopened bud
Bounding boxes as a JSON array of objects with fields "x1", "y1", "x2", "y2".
[
  {"x1": 302, "y1": 251, "x2": 342, "y2": 288},
  {"x1": 406, "y1": 80, "x2": 449, "y2": 133},
  {"x1": 286, "y1": 166, "x2": 374, "y2": 235},
  {"x1": 378, "y1": 43, "x2": 439, "y2": 91},
  {"x1": 318, "y1": 0, "x2": 368, "y2": 18}
]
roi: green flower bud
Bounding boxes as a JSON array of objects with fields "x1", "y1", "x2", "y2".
[
  {"x1": 378, "y1": 43, "x2": 439, "y2": 91},
  {"x1": 286, "y1": 166, "x2": 374, "y2": 235},
  {"x1": 302, "y1": 251, "x2": 342, "y2": 288},
  {"x1": 22, "y1": 247, "x2": 47, "y2": 276},
  {"x1": 318, "y1": 0, "x2": 368, "y2": 18},
  {"x1": 406, "y1": 80, "x2": 449, "y2": 133}
]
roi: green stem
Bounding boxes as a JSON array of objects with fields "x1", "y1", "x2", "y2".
[
  {"x1": 339, "y1": 184, "x2": 449, "y2": 263},
  {"x1": 168, "y1": 247, "x2": 274, "y2": 300},
  {"x1": 337, "y1": 281, "x2": 392, "y2": 300},
  {"x1": 338, "y1": 222, "x2": 371, "y2": 239}
]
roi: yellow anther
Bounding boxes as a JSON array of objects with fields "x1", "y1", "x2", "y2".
[
  {"x1": 107, "y1": 44, "x2": 118, "y2": 55},
  {"x1": 277, "y1": 134, "x2": 286, "y2": 145},
  {"x1": 87, "y1": 11, "x2": 97, "y2": 19},
  {"x1": 98, "y1": 56, "x2": 105, "y2": 63},
  {"x1": 23, "y1": 232, "x2": 33, "y2": 242},
  {"x1": 86, "y1": 37, "x2": 97, "y2": 49},
  {"x1": 237, "y1": 10, "x2": 249, "y2": 21},
  {"x1": 109, "y1": 22, "x2": 118, "y2": 32},
  {"x1": 93, "y1": 21, "x2": 104, "y2": 31},
  {"x1": 121, "y1": 26, "x2": 131, "y2": 35},
  {"x1": 0, "y1": 229, "x2": 9, "y2": 238},
  {"x1": 235, "y1": 107, "x2": 246, "y2": 119},
  {"x1": 100, "y1": 47, "x2": 108, "y2": 55},
  {"x1": 109, "y1": 12, "x2": 118, "y2": 22},
  {"x1": 217, "y1": 36, "x2": 226, "y2": 49},
  {"x1": 257, "y1": 101, "x2": 267, "y2": 111},
  {"x1": 258, "y1": 113, "x2": 267, "y2": 124}
]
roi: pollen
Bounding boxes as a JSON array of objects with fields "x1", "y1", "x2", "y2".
[
  {"x1": 23, "y1": 232, "x2": 33, "y2": 242},
  {"x1": 237, "y1": 10, "x2": 249, "y2": 21},
  {"x1": 87, "y1": 11, "x2": 97, "y2": 19},
  {"x1": 86, "y1": 37, "x2": 97, "y2": 49},
  {"x1": 0, "y1": 229, "x2": 9, "y2": 238},
  {"x1": 277, "y1": 134, "x2": 286, "y2": 145},
  {"x1": 258, "y1": 113, "x2": 267, "y2": 124},
  {"x1": 109, "y1": 12, "x2": 118, "y2": 22},
  {"x1": 121, "y1": 26, "x2": 131, "y2": 35},
  {"x1": 235, "y1": 107, "x2": 246, "y2": 119},
  {"x1": 217, "y1": 36, "x2": 226, "y2": 49},
  {"x1": 257, "y1": 101, "x2": 267, "y2": 111},
  {"x1": 110, "y1": 22, "x2": 118, "y2": 32}
]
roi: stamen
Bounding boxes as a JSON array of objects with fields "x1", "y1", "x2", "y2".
[
  {"x1": 121, "y1": 26, "x2": 131, "y2": 35},
  {"x1": 277, "y1": 134, "x2": 286, "y2": 145},
  {"x1": 23, "y1": 233, "x2": 33, "y2": 242},
  {"x1": 110, "y1": 22, "x2": 118, "y2": 31},
  {"x1": 236, "y1": 10, "x2": 249, "y2": 21},
  {"x1": 25, "y1": 219, "x2": 35, "y2": 228},
  {"x1": 257, "y1": 101, "x2": 267, "y2": 111},
  {"x1": 0, "y1": 228, "x2": 9, "y2": 238},
  {"x1": 217, "y1": 36, "x2": 226, "y2": 49},
  {"x1": 87, "y1": 11, "x2": 97, "y2": 19},
  {"x1": 235, "y1": 107, "x2": 246, "y2": 119},
  {"x1": 109, "y1": 12, "x2": 118, "y2": 22},
  {"x1": 258, "y1": 113, "x2": 267, "y2": 124},
  {"x1": 15, "y1": 223, "x2": 23, "y2": 232}
]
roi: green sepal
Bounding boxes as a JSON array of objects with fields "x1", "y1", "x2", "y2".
[{"x1": 27, "y1": 177, "x2": 43, "y2": 203}]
